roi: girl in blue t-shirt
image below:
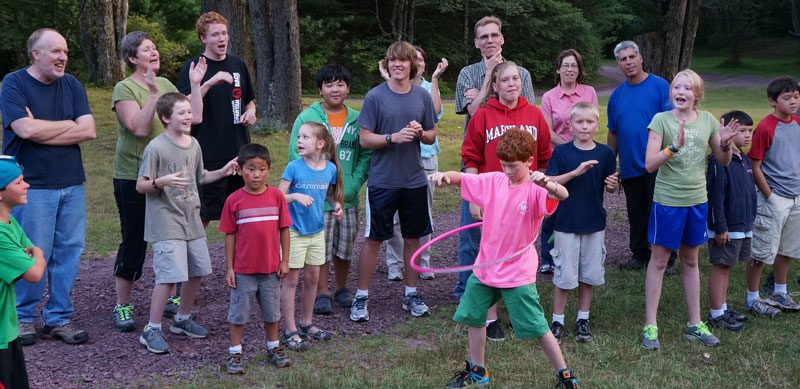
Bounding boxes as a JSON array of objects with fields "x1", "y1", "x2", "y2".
[
  {"x1": 278, "y1": 121, "x2": 343, "y2": 351},
  {"x1": 640, "y1": 69, "x2": 738, "y2": 350}
]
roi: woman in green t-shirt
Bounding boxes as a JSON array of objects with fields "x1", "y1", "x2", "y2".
[
  {"x1": 639, "y1": 69, "x2": 739, "y2": 350},
  {"x1": 109, "y1": 31, "x2": 207, "y2": 333}
]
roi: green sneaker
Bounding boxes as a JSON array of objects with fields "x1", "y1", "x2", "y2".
[
  {"x1": 683, "y1": 322, "x2": 720, "y2": 347},
  {"x1": 163, "y1": 295, "x2": 180, "y2": 319},
  {"x1": 641, "y1": 324, "x2": 659, "y2": 350},
  {"x1": 113, "y1": 304, "x2": 135, "y2": 332}
]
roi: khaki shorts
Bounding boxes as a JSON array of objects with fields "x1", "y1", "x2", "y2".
[
  {"x1": 152, "y1": 238, "x2": 212, "y2": 284},
  {"x1": 288, "y1": 230, "x2": 325, "y2": 269},
  {"x1": 751, "y1": 192, "x2": 800, "y2": 264},
  {"x1": 551, "y1": 230, "x2": 606, "y2": 289}
]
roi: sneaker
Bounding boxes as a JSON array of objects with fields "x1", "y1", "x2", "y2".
[
  {"x1": 539, "y1": 263, "x2": 554, "y2": 274},
  {"x1": 350, "y1": 295, "x2": 369, "y2": 322},
  {"x1": 41, "y1": 323, "x2": 89, "y2": 344},
  {"x1": 226, "y1": 353, "x2": 245, "y2": 374},
  {"x1": 575, "y1": 319, "x2": 593, "y2": 342},
  {"x1": 170, "y1": 315, "x2": 208, "y2": 338},
  {"x1": 446, "y1": 360, "x2": 490, "y2": 388},
  {"x1": 419, "y1": 271, "x2": 435, "y2": 280},
  {"x1": 163, "y1": 295, "x2": 180, "y2": 319},
  {"x1": 113, "y1": 304, "x2": 135, "y2": 332},
  {"x1": 707, "y1": 312, "x2": 744, "y2": 332},
  {"x1": 387, "y1": 266, "x2": 404, "y2": 281},
  {"x1": 139, "y1": 325, "x2": 169, "y2": 354},
  {"x1": 402, "y1": 292, "x2": 430, "y2": 317},
  {"x1": 486, "y1": 320, "x2": 505, "y2": 341},
  {"x1": 641, "y1": 324, "x2": 659, "y2": 350},
  {"x1": 619, "y1": 257, "x2": 646, "y2": 270},
  {"x1": 683, "y1": 322, "x2": 720, "y2": 347},
  {"x1": 18, "y1": 321, "x2": 36, "y2": 346},
  {"x1": 747, "y1": 298, "x2": 780, "y2": 319},
  {"x1": 725, "y1": 308, "x2": 748, "y2": 323},
  {"x1": 267, "y1": 346, "x2": 291, "y2": 367},
  {"x1": 550, "y1": 321, "x2": 565, "y2": 344},
  {"x1": 556, "y1": 368, "x2": 580, "y2": 389},
  {"x1": 766, "y1": 292, "x2": 800, "y2": 312}
]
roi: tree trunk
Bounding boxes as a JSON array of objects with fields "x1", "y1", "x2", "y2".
[
  {"x1": 249, "y1": 0, "x2": 275, "y2": 123},
  {"x1": 272, "y1": 0, "x2": 302, "y2": 127},
  {"x1": 220, "y1": 0, "x2": 256, "y2": 81},
  {"x1": 678, "y1": 0, "x2": 701, "y2": 71},
  {"x1": 790, "y1": 0, "x2": 800, "y2": 38},
  {"x1": 661, "y1": 0, "x2": 687, "y2": 81},
  {"x1": 79, "y1": 0, "x2": 126, "y2": 84},
  {"x1": 632, "y1": 31, "x2": 664, "y2": 76}
]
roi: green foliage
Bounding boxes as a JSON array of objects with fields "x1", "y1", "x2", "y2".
[{"x1": 126, "y1": 15, "x2": 190, "y2": 81}]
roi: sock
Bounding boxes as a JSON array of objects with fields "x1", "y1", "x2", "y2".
[
  {"x1": 229, "y1": 344, "x2": 242, "y2": 354},
  {"x1": 267, "y1": 340, "x2": 279, "y2": 350},
  {"x1": 722, "y1": 303, "x2": 729, "y2": 312},
  {"x1": 175, "y1": 313, "x2": 191, "y2": 321},
  {"x1": 147, "y1": 321, "x2": 161, "y2": 330},
  {"x1": 746, "y1": 291, "x2": 760, "y2": 307},
  {"x1": 355, "y1": 289, "x2": 368, "y2": 298},
  {"x1": 404, "y1": 285, "x2": 417, "y2": 296},
  {"x1": 774, "y1": 283, "x2": 787, "y2": 295},
  {"x1": 710, "y1": 308, "x2": 725, "y2": 319},
  {"x1": 552, "y1": 314, "x2": 565, "y2": 325},
  {"x1": 689, "y1": 321, "x2": 701, "y2": 327},
  {"x1": 576, "y1": 310, "x2": 589, "y2": 321},
  {"x1": 485, "y1": 319, "x2": 496, "y2": 327}
]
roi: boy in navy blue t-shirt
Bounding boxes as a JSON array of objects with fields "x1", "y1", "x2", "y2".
[{"x1": 545, "y1": 102, "x2": 619, "y2": 343}]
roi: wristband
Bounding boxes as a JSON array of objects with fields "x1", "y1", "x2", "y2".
[
  {"x1": 663, "y1": 147, "x2": 674, "y2": 157},
  {"x1": 720, "y1": 142, "x2": 731, "y2": 152},
  {"x1": 667, "y1": 143, "x2": 680, "y2": 153}
]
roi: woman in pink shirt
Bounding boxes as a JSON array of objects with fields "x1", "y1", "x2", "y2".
[{"x1": 539, "y1": 49, "x2": 599, "y2": 274}]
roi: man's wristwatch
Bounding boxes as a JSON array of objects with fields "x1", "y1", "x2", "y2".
[
  {"x1": 386, "y1": 133, "x2": 393, "y2": 145},
  {"x1": 152, "y1": 178, "x2": 160, "y2": 190}
]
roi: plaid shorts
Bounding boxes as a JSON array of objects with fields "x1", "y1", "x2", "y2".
[{"x1": 324, "y1": 206, "x2": 360, "y2": 261}]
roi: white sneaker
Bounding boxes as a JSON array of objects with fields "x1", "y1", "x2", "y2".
[{"x1": 387, "y1": 266, "x2": 404, "y2": 281}]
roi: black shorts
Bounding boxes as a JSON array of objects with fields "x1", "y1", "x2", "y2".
[
  {"x1": 0, "y1": 337, "x2": 29, "y2": 389},
  {"x1": 365, "y1": 186, "x2": 431, "y2": 241},
  {"x1": 199, "y1": 159, "x2": 245, "y2": 221}
]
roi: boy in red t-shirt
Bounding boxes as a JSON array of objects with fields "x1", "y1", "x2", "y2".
[
  {"x1": 219, "y1": 144, "x2": 292, "y2": 373},
  {"x1": 430, "y1": 129, "x2": 578, "y2": 388}
]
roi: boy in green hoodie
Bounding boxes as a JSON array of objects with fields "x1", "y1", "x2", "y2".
[{"x1": 288, "y1": 64, "x2": 371, "y2": 313}]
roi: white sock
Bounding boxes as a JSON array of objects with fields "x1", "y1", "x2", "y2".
[
  {"x1": 552, "y1": 314, "x2": 565, "y2": 325},
  {"x1": 576, "y1": 310, "x2": 589, "y2": 321},
  {"x1": 267, "y1": 340, "x2": 279, "y2": 349},
  {"x1": 710, "y1": 308, "x2": 725, "y2": 319},
  {"x1": 721, "y1": 303, "x2": 729, "y2": 311},
  {"x1": 147, "y1": 322, "x2": 161, "y2": 330},
  {"x1": 774, "y1": 283, "x2": 787, "y2": 295},
  {"x1": 404, "y1": 286, "x2": 417, "y2": 296},
  {"x1": 355, "y1": 289, "x2": 368, "y2": 298},
  {"x1": 485, "y1": 319, "x2": 496, "y2": 327},
  {"x1": 229, "y1": 344, "x2": 242, "y2": 354},
  {"x1": 746, "y1": 291, "x2": 760, "y2": 306},
  {"x1": 175, "y1": 313, "x2": 191, "y2": 321}
]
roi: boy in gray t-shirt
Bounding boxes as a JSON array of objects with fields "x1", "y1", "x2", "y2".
[
  {"x1": 350, "y1": 41, "x2": 437, "y2": 323},
  {"x1": 136, "y1": 92, "x2": 238, "y2": 354}
]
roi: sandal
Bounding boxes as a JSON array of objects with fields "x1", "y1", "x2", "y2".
[
  {"x1": 333, "y1": 288, "x2": 353, "y2": 308},
  {"x1": 298, "y1": 322, "x2": 332, "y2": 341},
  {"x1": 281, "y1": 331, "x2": 308, "y2": 351},
  {"x1": 313, "y1": 294, "x2": 332, "y2": 314}
]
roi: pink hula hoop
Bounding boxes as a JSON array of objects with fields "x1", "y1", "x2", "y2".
[{"x1": 409, "y1": 222, "x2": 537, "y2": 274}]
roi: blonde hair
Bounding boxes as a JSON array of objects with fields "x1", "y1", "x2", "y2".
[
  {"x1": 474, "y1": 16, "x2": 502, "y2": 37},
  {"x1": 671, "y1": 69, "x2": 704, "y2": 108},
  {"x1": 484, "y1": 61, "x2": 518, "y2": 106},
  {"x1": 568, "y1": 102, "x2": 600, "y2": 122},
  {"x1": 299, "y1": 122, "x2": 344, "y2": 206}
]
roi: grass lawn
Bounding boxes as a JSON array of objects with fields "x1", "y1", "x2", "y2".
[{"x1": 690, "y1": 38, "x2": 800, "y2": 78}]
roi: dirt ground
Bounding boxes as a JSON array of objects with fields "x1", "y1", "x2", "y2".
[{"x1": 22, "y1": 192, "x2": 632, "y2": 388}]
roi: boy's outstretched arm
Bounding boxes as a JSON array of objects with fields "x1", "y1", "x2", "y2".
[
  {"x1": 428, "y1": 171, "x2": 463, "y2": 186},
  {"x1": 225, "y1": 233, "x2": 237, "y2": 288},
  {"x1": 22, "y1": 246, "x2": 45, "y2": 283},
  {"x1": 203, "y1": 157, "x2": 239, "y2": 184},
  {"x1": 531, "y1": 171, "x2": 569, "y2": 201}
]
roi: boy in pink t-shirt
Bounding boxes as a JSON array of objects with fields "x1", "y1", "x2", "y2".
[
  {"x1": 430, "y1": 129, "x2": 579, "y2": 388},
  {"x1": 218, "y1": 144, "x2": 292, "y2": 373}
]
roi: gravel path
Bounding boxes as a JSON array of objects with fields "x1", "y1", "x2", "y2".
[{"x1": 23, "y1": 192, "x2": 631, "y2": 388}]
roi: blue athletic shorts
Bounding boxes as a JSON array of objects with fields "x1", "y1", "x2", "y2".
[{"x1": 648, "y1": 202, "x2": 708, "y2": 249}]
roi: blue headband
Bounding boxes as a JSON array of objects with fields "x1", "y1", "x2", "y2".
[{"x1": 0, "y1": 156, "x2": 23, "y2": 188}]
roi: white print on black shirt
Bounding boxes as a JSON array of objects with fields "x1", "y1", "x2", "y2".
[{"x1": 231, "y1": 72, "x2": 242, "y2": 124}]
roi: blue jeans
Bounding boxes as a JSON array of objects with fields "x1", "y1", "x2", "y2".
[
  {"x1": 14, "y1": 185, "x2": 86, "y2": 326},
  {"x1": 455, "y1": 199, "x2": 482, "y2": 298},
  {"x1": 540, "y1": 213, "x2": 555, "y2": 267}
]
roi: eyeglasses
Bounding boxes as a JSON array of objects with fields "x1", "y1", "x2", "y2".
[
  {"x1": 560, "y1": 63, "x2": 579, "y2": 69},
  {"x1": 477, "y1": 33, "x2": 502, "y2": 42}
]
